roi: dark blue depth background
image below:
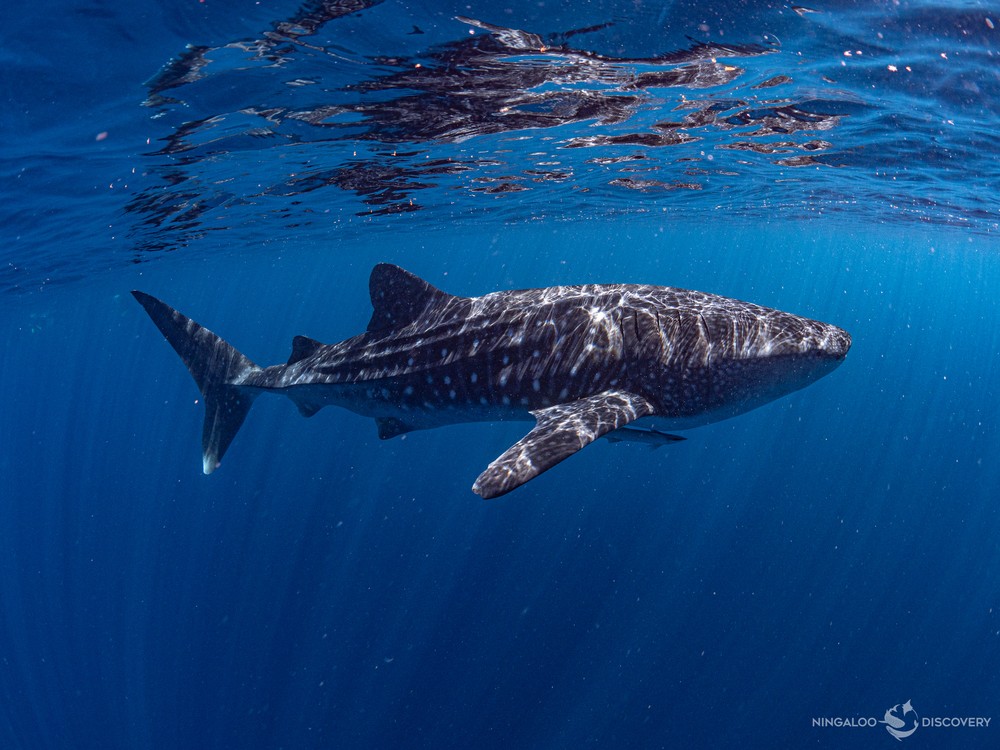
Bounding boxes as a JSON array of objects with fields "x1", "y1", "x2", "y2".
[
  {"x1": 2, "y1": 220, "x2": 999, "y2": 748},
  {"x1": 3, "y1": 0, "x2": 1000, "y2": 745}
]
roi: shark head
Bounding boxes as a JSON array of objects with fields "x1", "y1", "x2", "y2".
[
  {"x1": 698, "y1": 306, "x2": 851, "y2": 418},
  {"x1": 643, "y1": 296, "x2": 851, "y2": 423}
]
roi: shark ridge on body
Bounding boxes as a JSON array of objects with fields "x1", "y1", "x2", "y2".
[{"x1": 132, "y1": 263, "x2": 850, "y2": 498}]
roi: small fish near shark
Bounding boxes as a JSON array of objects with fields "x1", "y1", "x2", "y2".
[
  {"x1": 132, "y1": 264, "x2": 850, "y2": 499},
  {"x1": 604, "y1": 426, "x2": 686, "y2": 449}
]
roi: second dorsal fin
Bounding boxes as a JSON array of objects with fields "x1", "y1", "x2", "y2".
[{"x1": 367, "y1": 264, "x2": 453, "y2": 332}]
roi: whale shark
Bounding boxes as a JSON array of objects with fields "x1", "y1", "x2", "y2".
[{"x1": 133, "y1": 263, "x2": 850, "y2": 498}]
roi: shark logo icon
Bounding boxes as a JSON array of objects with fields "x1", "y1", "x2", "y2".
[{"x1": 882, "y1": 700, "x2": 919, "y2": 741}]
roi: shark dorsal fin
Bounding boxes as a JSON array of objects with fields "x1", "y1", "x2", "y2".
[
  {"x1": 367, "y1": 264, "x2": 452, "y2": 332},
  {"x1": 287, "y1": 335, "x2": 323, "y2": 365}
]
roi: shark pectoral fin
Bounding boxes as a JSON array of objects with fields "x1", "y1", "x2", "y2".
[
  {"x1": 472, "y1": 389, "x2": 655, "y2": 499},
  {"x1": 376, "y1": 416, "x2": 415, "y2": 440}
]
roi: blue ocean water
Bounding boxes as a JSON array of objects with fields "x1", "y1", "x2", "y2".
[{"x1": 2, "y1": 1, "x2": 999, "y2": 748}]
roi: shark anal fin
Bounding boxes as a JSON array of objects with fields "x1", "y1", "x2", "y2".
[
  {"x1": 288, "y1": 335, "x2": 323, "y2": 365},
  {"x1": 472, "y1": 389, "x2": 655, "y2": 499},
  {"x1": 376, "y1": 416, "x2": 415, "y2": 440},
  {"x1": 367, "y1": 264, "x2": 455, "y2": 332}
]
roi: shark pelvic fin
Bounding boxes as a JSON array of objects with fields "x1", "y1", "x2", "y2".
[
  {"x1": 472, "y1": 389, "x2": 655, "y2": 499},
  {"x1": 132, "y1": 291, "x2": 260, "y2": 474},
  {"x1": 295, "y1": 402, "x2": 323, "y2": 418},
  {"x1": 367, "y1": 264, "x2": 455, "y2": 332}
]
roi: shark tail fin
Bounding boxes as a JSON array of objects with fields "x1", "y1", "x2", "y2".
[{"x1": 132, "y1": 291, "x2": 261, "y2": 474}]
